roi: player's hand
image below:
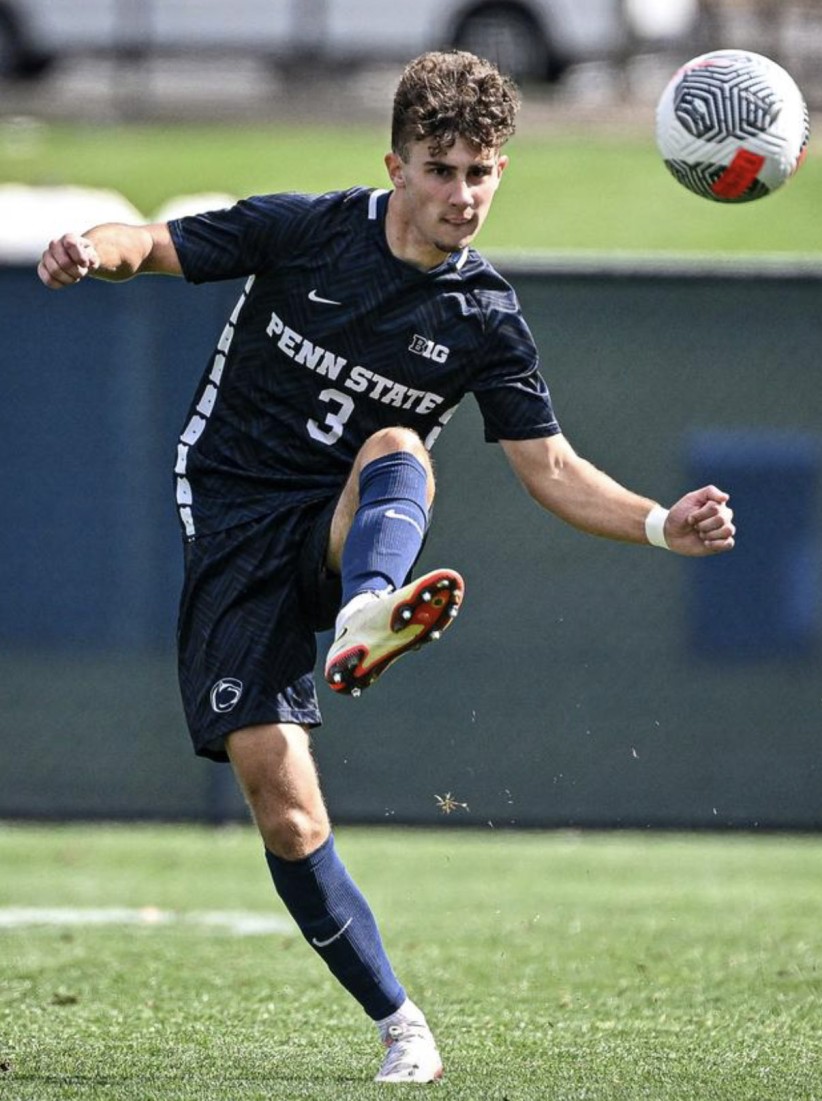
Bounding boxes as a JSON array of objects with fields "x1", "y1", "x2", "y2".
[
  {"x1": 665, "y1": 485, "x2": 735, "y2": 556},
  {"x1": 37, "y1": 233, "x2": 100, "y2": 289}
]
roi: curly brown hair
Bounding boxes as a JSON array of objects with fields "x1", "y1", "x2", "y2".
[{"x1": 391, "y1": 50, "x2": 521, "y2": 159}]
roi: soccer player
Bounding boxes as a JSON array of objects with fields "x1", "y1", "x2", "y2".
[{"x1": 37, "y1": 50, "x2": 735, "y2": 1084}]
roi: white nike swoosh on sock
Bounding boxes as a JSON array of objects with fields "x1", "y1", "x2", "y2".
[
  {"x1": 311, "y1": 916, "x2": 353, "y2": 948},
  {"x1": 385, "y1": 508, "x2": 424, "y2": 538}
]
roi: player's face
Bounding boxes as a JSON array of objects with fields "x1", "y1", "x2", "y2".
[{"x1": 385, "y1": 137, "x2": 508, "y2": 268}]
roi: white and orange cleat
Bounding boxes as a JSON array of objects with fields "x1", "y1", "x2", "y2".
[
  {"x1": 375, "y1": 1016, "x2": 444, "y2": 1084},
  {"x1": 324, "y1": 568, "x2": 464, "y2": 696}
]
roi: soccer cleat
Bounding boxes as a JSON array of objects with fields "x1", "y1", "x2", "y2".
[
  {"x1": 324, "y1": 568, "x2": 464, "y2": 696},
  {"x1": 375, "y1": 1018, "x2": 444, "y2": 1084}
]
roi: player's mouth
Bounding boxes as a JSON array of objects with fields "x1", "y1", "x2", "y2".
[
  {"x1": 440, "y1": 216, "x2": 478, "y2": 241},
  {"x1": 433, "y1": 214, "x2": 479, "y2": 253}
]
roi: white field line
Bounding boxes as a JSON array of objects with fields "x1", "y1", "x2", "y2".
[{"x1": 0, "y1": 906, "x2": 294, "y2": 937}]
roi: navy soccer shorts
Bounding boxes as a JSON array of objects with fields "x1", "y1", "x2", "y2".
[{"x1": 177, "y1": 493, "x2": 342, "y2": 762}]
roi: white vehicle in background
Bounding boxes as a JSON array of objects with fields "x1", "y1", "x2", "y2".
[{"x1": 0, "y1": 0, "x2": 699, "y2": 83}]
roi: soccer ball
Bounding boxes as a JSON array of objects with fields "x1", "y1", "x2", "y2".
[{"x1": 655, "y1": 49, "x2": 810, "y2": 202}]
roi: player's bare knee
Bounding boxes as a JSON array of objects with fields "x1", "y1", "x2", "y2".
[
  {"x1": 361, "y1": 426, "x2": 429, "y2": 467},
  {"x1": 261, "y1": 806, "x2": 330, "y2": 861}
]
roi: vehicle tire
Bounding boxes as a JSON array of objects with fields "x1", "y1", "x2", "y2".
[
  {"x1": 0, "y1": 6, "x2": 52, "y2": 79},
  {"x1": 451, "y1": 2, "x2": 566, "y2": 83},
  {"x1": 0, "y1": 6, "x2": 21, "y2": 77}
]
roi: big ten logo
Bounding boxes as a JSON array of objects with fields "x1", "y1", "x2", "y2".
[{"x1": 409, "y1": 334, "x2": 450, "y2": 363}]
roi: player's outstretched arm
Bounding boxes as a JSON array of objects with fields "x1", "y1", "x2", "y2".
[
  {"x1": 500, "y1": 434, "x2": 735, "y2": 558},
  {"x1": 38, "y1": 222, "x2": 181, "y2": 289}
]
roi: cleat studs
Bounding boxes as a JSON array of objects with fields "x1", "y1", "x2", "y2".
[
  {"x1": 332, "y1": 672, "x2": 343, "y2": 684},
  {"x1": 351, "y1": 687, "x2": 362, "y2": 699},
  {"x1": 430, "y1": 630, "x2": 442, "y2": 641},
  {"x1": 436, "y1": 578, "x2": 452, "y2": 590},
  {"x1": 448, "y1": 605, "x2": 459, "y2": 618},
  {"x1": 393, "y1": 605, "x2": 413, "y2": 634},
  {"x1": 420, "y1": 590, "x2": 433, "y2": 603}
]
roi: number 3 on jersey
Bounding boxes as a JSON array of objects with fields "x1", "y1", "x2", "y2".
[{"x1": 307, "y1": 388, "x2": 355, "y2": 445}]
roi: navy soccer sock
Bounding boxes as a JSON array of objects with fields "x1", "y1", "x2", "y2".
[
  {"x1": 341, "y1": 452, "x2": 429, "y2": 604},
  {"x1": 265, "y1": 834, "x2": 406, "y2": 1020}
]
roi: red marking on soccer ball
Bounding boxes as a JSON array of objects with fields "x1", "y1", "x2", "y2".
[{"x1": 711, "y1": 149, "x2": 766, "y2": 199}]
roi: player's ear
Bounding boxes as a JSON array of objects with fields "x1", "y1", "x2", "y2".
[
  {"x1": 496, "y1": 154, "x2": 509, "y2": 179},
  {"x1": 385, "y1": 152, "x2": 405, "y2": 188}
]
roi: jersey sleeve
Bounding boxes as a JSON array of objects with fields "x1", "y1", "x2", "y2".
[
  {"x1": 168, "y1": 192, "x2": 324, "y2": 284},
  {"x1": 469, "y1": 295, "x2": 561, "y2": 442}
]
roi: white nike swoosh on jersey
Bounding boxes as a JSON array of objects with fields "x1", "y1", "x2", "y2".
[
  {"x1": 385, "y1": 508, "x2": 424, "y2": 538},
  {"x1": 311, "y1": 916, "x2": 353, "y2": 948},
  {"x1": 308, "y1": 289, "x2": 343, "y2": 305}
]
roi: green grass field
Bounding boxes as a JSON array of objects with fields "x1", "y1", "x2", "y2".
[
  {"x1": 3, "y1": 119, "x2": 822, "y2": 255},
  {"x1": 2, "y1": 824, "x2": 821, "y2": 1100}
]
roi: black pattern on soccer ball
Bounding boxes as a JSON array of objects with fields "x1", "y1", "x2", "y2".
[
  {"x1": 673, "y1": 58, "x2": 781, "y2": 143},
  {"x1": 664, "y1": 159, "x2": 770, "y2": 203}
]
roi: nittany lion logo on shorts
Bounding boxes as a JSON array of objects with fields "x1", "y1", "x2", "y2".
[{"x1": 210, "y1": 677, "x2": 244, "y2": 713}]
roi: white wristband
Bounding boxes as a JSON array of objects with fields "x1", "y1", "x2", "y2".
[{"x1": 645, "y1": 504, "x2": 671, "y2": 550}]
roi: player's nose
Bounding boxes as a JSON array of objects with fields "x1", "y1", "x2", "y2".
[{"x1": 448, "y1": 178, "x2": 473, "y2": 207}]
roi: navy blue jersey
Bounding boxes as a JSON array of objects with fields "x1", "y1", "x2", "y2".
[{"x1": 169, "y1": 187, "x2": 559, "y2": 538}]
